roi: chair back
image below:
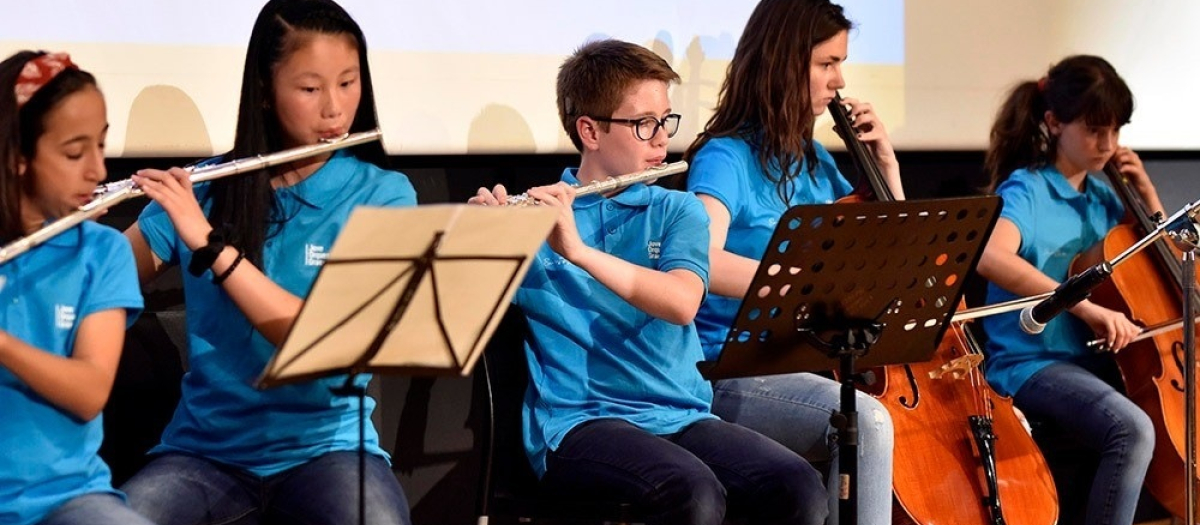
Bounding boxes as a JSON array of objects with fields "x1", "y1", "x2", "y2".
[{"x1": 477, "y1": 305, "x2": 542, "y2": 513}]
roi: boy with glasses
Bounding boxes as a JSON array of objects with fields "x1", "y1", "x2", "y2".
[{"x1": 469, "y1": 39, "x2": 825, "y2": 525}]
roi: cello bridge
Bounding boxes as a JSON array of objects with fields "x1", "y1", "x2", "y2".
[{"x1": 928, "y1": 354, "x2": 984, "y2": 380}]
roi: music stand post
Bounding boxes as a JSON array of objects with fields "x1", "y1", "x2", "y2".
[
  {"x1": 699, "y1": 196, "x2": 1001, "y2": 525},
  {"x1": 328, "y1": 229, "x2": 446, "y2": 525},
  {"x1": 798, "y1": 317, "x2": 883, "y2": 525},
  {"x1": 257, "y1": 204, "x2": 557, "y2": 525}
]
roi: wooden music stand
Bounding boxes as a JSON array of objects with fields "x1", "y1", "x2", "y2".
[
  {"x1": 259, "y1": 204, "x2": 556, "y2": 386},
  {"x1": 257, "y1": 204, "x2": 556, "y2": 525}
]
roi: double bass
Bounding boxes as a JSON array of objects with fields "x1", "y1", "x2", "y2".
[
  {"x1": 1075, "y1": 161, "x2": 1200, "y2": 521},
  {"x1": 829, "y1": 94, "x2": 1058, "y2": 524}
]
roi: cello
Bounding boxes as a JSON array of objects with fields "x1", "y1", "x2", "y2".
[
  {"x1": 829, "y1": 94, "x2": 1058, "y2": 524},
  {"x1": 1074, "y1": 161, "x2": 1200, "y2": 521}
]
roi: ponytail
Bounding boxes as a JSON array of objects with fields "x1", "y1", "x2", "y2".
[
  {"x1": 983, "y1": 81, "x2": 1047, "y2": 191},
  {"x1": 982, "y1": 55, "x2": 1133, "y2": 192}
]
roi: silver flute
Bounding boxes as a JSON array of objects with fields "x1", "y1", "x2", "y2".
[
  {"x1": 505, "y1": 160, "x2": 688, "y2": 206},
  {"x1": 0, "y1": 129, "x2": 382, "y2": 265}
]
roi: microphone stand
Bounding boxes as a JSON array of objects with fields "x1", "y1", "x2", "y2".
[{"x1": 1172, "y1": 226, "x2": 1199, "y2": 525}]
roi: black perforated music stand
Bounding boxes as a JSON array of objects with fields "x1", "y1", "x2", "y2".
[{"x1": 699, "y1": 196, "x2": 1001, "y2": 525}]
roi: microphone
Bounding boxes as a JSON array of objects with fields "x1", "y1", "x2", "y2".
[{"x1": 1019, "y1": 261, "x2": 1114, "y2": 335}]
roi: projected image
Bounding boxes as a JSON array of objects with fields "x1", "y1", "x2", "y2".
[{"x1": 2, "y1": 1, "x2": 902, "y2": 155}]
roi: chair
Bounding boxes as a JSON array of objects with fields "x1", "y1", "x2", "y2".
[
  {"x1": 101, "y1": 308, "x2": 187, "y2": 485},
  {"x1": 476, "y1": 305, "x2": 645, "y2": 525}
]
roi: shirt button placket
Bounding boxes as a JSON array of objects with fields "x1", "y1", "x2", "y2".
[{"x1": 602, "y1": 203, "x2": 618, "y2": 250}]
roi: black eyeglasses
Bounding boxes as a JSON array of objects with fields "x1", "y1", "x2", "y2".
[{"x1": 589, "y1": 113, "x2": 682, "y2": 141}]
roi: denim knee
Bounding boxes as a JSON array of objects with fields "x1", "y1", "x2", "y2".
[
  {"x1": 857, "y1": 394, "x2": 895, "y2": 452},
  {"x1": 1116, "y1": 406, "x2": 1155, "y2": 467},
  {"x1": 40, "y1": 493, "x2": 157, "y2": 525},
  {"x1": 120, "y1": 455, "x2": 256, "y2": 525},
  {"x1": 768, "y1": 459, "x2": 828, "y2": 525},
  {"x1": 650, "y1": 464, "x2": 726, "y2": 525}
]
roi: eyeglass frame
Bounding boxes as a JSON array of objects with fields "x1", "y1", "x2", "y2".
[{"x1": 587, "y1": 113, "x2": 682, "y2": 141}]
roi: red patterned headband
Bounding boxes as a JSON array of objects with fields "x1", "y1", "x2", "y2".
[{"x1": 14, "y1": 52, "x2": 77, "y2": 108}]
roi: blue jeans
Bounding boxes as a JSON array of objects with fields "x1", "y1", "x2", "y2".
[
  {"x1": 542, "y1": 418, "x2": 827, "y2": 525},
  {"x1": 40, "y1": 493, "x2": 157, "y2": 525},
  {"x1": 121, "y1": 452, "x2": 410, "y2": 525},
  {"x1": 712, "y1": 373, "x2": 894, "y2": 525},
  {"x1": 1014, "y1": 360, "x2": 1154, "y2": 525}
]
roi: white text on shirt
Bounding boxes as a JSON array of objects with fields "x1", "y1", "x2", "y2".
[{"x1": 55, "y1": 304, "x2": 76, "y2": 330}]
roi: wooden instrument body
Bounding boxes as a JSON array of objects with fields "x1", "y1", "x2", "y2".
[
  {"x1": 874, "y1": 326, "x2": 1059, "y2": 525},
  {"x1": 827, "y1": 95, "x2": 1058, "y2": 524},
  {"x1": 1078, "y1": 218, "x2": 1199, "y2": 521}
]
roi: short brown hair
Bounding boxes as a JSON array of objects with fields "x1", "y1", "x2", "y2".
[{"x1": 557, "y1": 39, "x2": 680, "y2": 151}]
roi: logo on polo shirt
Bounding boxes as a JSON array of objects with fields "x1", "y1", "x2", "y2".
[
  {"x1": 647, "y1": 241, "x2": 661, "y2": 260},
  {"x1": 540, "y1": 255, "x2": 569, "y2": 268},
  {"x1": 305, "y1": 244, "x2": 328, "y2": 266},
  {"x1": 55, "y1": 304, "x2": 76, "y2": 330}
]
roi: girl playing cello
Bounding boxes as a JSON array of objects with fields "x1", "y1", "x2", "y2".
[
  {"x1": 977, "y1": 54, "x2": 1164, "y2": 525},
  {"x1": 678, "y1": 1, "x2": 898, "y2": 522}
]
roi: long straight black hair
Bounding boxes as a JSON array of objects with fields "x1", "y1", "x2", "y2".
[{"x1": 207, "y1": 0, "x2": 388, "y2": 266}]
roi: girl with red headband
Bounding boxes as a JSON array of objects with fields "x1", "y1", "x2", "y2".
[{"x1": 0, "y1": 51, "x2": 154, "y2": 525}]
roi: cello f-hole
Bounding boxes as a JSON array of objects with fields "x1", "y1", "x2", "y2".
[
  {"x1": 1172, "y1": 341, "x2": 1187, "y2": 393},
  {"x1": 899, "y1": 364, "x2": 920, "y2": 409}
]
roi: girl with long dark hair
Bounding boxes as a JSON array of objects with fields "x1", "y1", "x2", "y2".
[
  {"x1": 977, "y1": 54, "x2": 1161, "y2": 525},
  {"x1": 678, "y1": 1, "x2": 899, "y2": 522},
  {"x1": 0, "y1": 50, "x2": 152, "y2": 525},
  {"x1": 120, "y1": 1, "x2": 415, "y2": 523}
]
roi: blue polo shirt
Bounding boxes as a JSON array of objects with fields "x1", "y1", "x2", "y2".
[
  {"x1": 982, "y1": 166, "x2": 1125, "y2": 397},
  {"x1": 138, "y1": 150, "x2": 416, "y2": 476},
  {"x1": 518, "y1": 168, "x2": 715, "y2": 477},
  {"x1": 0, "y1": 222, "x2": 142, "y2": 525},
  {"x1": 687, "y1": 136, "x2": 852, "y2": 359}
]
